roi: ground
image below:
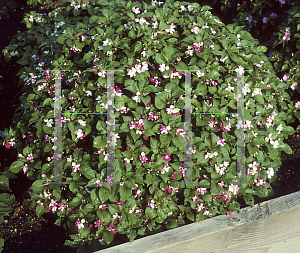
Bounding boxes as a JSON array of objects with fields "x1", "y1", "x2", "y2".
[{"x1": 0, "y1": 0, "x2": 300, "y2": 252}]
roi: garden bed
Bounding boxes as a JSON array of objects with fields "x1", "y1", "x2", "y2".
[{"x1": 1, "y1": 0, "x2": 300, "y2": 252}]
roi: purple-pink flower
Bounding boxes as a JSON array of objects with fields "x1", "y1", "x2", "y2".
[
  {"x1": 262, "y1": 17, "x2": 268, "y2": 24},
  {"x1": 283, "y1": 31, "x2": 290, "y2": 41},
  {"x1": 291, "y1": 83, "x2": 298, "y2": 90}
]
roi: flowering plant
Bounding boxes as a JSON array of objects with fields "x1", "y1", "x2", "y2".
[
  {"x1": 212, "y1": 0, "x2": 300, "y2": 128},
  {"x1": 1, "y1": 0, "x2": 296, "y2": 251}
]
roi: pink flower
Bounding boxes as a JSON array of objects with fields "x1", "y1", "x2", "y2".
[
  {"x1": 116, "y1": 201, "x2": 124, "y2": 206},
  {"x1": 227, "y1": 211, "x2": 233, "y2": 216},
  {"x1": 99, "y1": 204, "x2": 107, "y2": 210},
  {"x1": 58, "y1": 202, "x2": 66, "y2": 211},
  {"x1": 89, "y1": 224, "x2": 94, "y2": 230},
  {"x1": 28, "y1": 137, "x2": 34, "y2": 143},
  {"x1": 140, "y1": 155, "x2": 148, "y2": 163},
  {"x1": 94, "y1": 219, "x2": 103, "y2": 227},
  {"x1": 143, "y1": 136, "x2": 148, "y2": 141},
  {"x1": 162, "y1": 153, "x2": 171, "y2": 162},
  {"x1": 4, "y1": 141, "x2": 10, "y2": 149},
  {"x1": 108, "y1": 228, "x2": 117, "y2": 234},
  {"x1": 176, "y1": 57, "x2": 181, "y2": 61},
  {"x1": 171, "y1": 173, "x2": 176, "y2": 179},
  {"x1": 82, "y1": 35, "x2": 87, "y2": 41},
  {"x1": 295, "y1": 101, "x2": 300, "y2": 109}
]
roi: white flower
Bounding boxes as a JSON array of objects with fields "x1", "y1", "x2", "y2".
[
  {"x1": 225, "y1": 83, "x2": 235, "y2": 92},
  {"x1": 252, "y1": 88, "x2": 262, "y2": 96},
  {"x1": 158, "y1": 64, "x2": 169, "y2": 72},
  {"x1": 78, "y1": 120, "x2": 86, "y2": 126},
  {"x1": 267, "y1": 167, "x2": 274, "y2": 179},
  {"x1": 196, "y1": 71, "x2": 205, "y2": 77},
  {"x1": 132, "y1": 7, "x2": 140, "y2": 14},
  {"x1": 191, "y1": 27, "x2": 199, "y2": 34},
  {"x1": 127, "y1": 68, "x2": 137, "y2": 77},
  {"x1": 228, "y1": 184, "x2": 239, "y2": 195},
  {"x1": 235, "y1": 66, "x2": 245, "y2": 75},
  {"x1": 276, "y1": 124, "x2": 283, "y2": 133},
  {"x1": 236, "y1": 120, "x2": 244, "y2": 129},
  {"x1": 187, "y1": 4, "x2": 194, "y2": 12},
  {"x1": 270, "y1": 140, "x2": 280, "y2": 149},
  {"x1": 103, "y1": 39, "x2": 111, "y2": 46},
  {"x1": 220, "y1": 56, "x2": 228, "y2": 62}
]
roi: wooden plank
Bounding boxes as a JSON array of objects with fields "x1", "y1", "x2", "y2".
[{"x1": 96, "y1": 190, "x2": 300, "y2": 253}]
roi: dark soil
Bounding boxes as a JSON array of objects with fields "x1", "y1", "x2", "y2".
[{"x1": 0, "y1": 0, "x2": 300, "y2": 253}]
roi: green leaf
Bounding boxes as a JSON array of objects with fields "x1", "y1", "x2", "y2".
[
  {"x1": 0, "y1": 175, "x2": 11, "y2": 192},
  {"x1": 186, "y1": 212, "x2": 194, "y2": 222},
  {"x1": 84, "y1": 203, "x2": 94, "y2": 213},
  {"x1": 108, "y1": 204, "x2": 120, "y2": 214},
  {"x1": 102, "y1": 9, "x2": 109, "y2": 18},
  {"x1": 211, "y1": 183, "x2": 222, "y2": 195},
  {"x1": 103, "y1": 231, "x2": 114, "y2": 245},
  {"x1": 166, "y1": 218, "x2": 178, "y2": 229},
  {"x1": 257, "y1": 187, "x2": 268, "y2": 198},
  {"x1": 119, "y1": 186, "x2": 132, "y2": 202},
  {"x1": 282, "y1": 143, "x2": 293, "y2": 154},
  {"x1": 36, "y1": 205, "x2": 44, "y2": 218},
  {"x1": 69, "y1": 197, "x2": 81, "y2": 207},
  {"x1": 200, "y1": 179, "x2": 210, "y2": 188},
  {"x1": 43, "y1": 98, "x2": 53, "y2": 106},
  {"x1": 99, "y1": 187, "x2": 110, "y2": 202},
  {"x1": 145, "y1": 207, "x2": 157, "y2": 219},
  {"x1": 160, "y1": 134, "x2": 172, "y2": 147},
  {"x1": 0, "y1": 193, "x2": 15, "y2": 205},
  {"x1": 155, "y1": 93, "x2": 166, "y2": 109},
  {"x1": 155, "y1": 53, "x2": 165, "y2": 64},
  {"x1": 206, "y1": 69, "x2": 220, "y2": 80},
  {"x1": 128, "y1": 213, "x2": 138, "y2": 226},
  {"x1": 93, "y1": 136, "x2": 106, "y2": 149},
  {"x1": 150, "y1": 137, "x2": 159, "y2": 153},
  {"x1": 90, "y1": 189, "x2": 100, "y2": 206},
  {"x1": 128, "y1": 30, "x2": 136, "y2": 39},
  {"x1": 30, "y1": 180, "x2": 45, "y2": 193},
  {"x1": 257, "y1": 46, "x2": 267, "y2": 53},
  {"x1": 172, "y1": 134, "x2": 184, "y2": 149},
  {"x1": 97, "y1": 0, "x2": 110, "y2": 5},
  {"x1": 127, "y1": 229, "x2": 137, "y2": 242},
  {"x1": 202, "y1": 194, "x2": 212, "y2": 202},
  {"x1": 9, "y1": 160, "x2": 24, "y2": 173},
  {"x1": 254, "y1": 94, "x2": 264, "y2": 105},
  {"x1": 201, "y1": 5, "x2": 213, "y2": 12},
  {"x1": 159, "y1": 20, "x2": 170, "y2": 30},
  {"x1": 162, "y1": 46, "x2": 176, "y2": 61}
]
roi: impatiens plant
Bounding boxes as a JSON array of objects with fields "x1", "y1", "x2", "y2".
[
  {"x1": 212, "y1": 0, "x2": 300, "y2": 128},
  {"x1": 1, "y1": 0, "x2": 296, "y2": 251}
]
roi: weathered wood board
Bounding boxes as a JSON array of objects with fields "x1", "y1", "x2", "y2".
[{"x1": 97, "y1": 190, "x2": 300, "y2": 253}]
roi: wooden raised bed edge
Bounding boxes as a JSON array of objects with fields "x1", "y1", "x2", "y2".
[{"x1": 96, "y1": 190, "x2": 300, "y2": 252}]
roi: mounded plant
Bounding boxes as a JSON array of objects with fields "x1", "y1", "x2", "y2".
[{"x1": 1, "y1": 0, "x2": 296, "y2": 251}]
